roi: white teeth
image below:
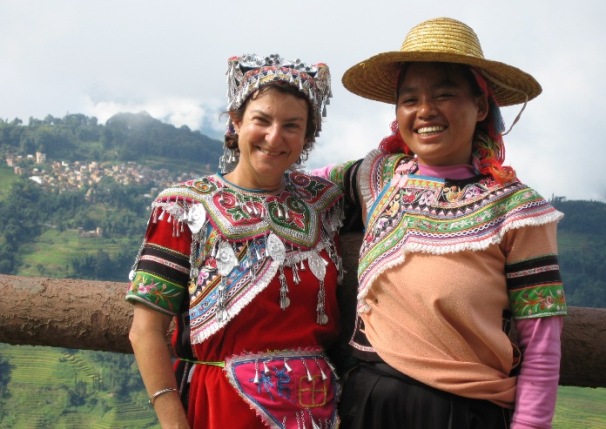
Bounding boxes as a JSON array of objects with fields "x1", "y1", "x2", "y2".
[
  {"x1": 259, "y1": 148, "x2": 280, "y2": 156},
  {"x1": 417, "y1": 126, "x2": 444, "y2": 134}
]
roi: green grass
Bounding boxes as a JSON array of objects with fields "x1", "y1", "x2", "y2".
[
  {"x1": 554, "y1": 386, "x2": 606, "y2": 428},
  {"x1": 16, "y1": 228, "x2": 134, "y2": 278}
]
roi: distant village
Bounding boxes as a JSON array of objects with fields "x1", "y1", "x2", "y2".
[
  {"x1": 4, "y1": 152, "x2": 202, "y2": 238},
  {"x1": 5, "y1": 151, "x2": 199, "y2": 198}
]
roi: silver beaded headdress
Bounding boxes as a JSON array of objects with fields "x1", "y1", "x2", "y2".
[{"x1": 225, "y1": 53, "x2": 332, "y2": 139}]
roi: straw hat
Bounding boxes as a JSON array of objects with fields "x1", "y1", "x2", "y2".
[{"x1": 342, "y1": 17, "x2": 542, "y2": 106}]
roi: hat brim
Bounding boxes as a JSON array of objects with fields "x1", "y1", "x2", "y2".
[{"x1": 342, "y1": 51, "x2": 542, "y2": 107}]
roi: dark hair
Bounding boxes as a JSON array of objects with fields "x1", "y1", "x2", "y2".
[{"x1": 224, "y1": 81, "x2": 317, "y2": 164}]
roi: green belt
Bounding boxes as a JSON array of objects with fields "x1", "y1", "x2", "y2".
[{"x1": 179, "y1": 357, "x2": 225, "y2": 368}]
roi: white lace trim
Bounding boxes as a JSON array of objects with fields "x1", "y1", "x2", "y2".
[{"x1": 356, "y1": 210, "x2": 563, "y2": 313}]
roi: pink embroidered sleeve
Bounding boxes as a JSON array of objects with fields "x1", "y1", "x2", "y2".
[{"x1": 511, "y1": 316, "x2": 564, "y2": 429}]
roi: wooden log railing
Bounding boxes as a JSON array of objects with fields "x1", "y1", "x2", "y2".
[{"x1": 1, "y1": 235, "x2": 605, "y2": 388}]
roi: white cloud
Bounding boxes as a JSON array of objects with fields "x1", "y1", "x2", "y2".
[{"x1": 85, "y1": 97, "x2": 225, "y2": 134}]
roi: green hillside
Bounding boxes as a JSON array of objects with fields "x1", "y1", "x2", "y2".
[
  {"x1": 0, "y1": 113, "x2": 223, "y2": 174},
  {"x1": 552, "y1": 200, "x2": 606, "y2": 308},
  {"x1": 0, "y1": 344, "x2": 158, "y2": 429},
  {"x1": 0, "y1": 164, "x2": 19, "y2": 200},
  {"x1": 17, "y1": 228, "x2": 136, "y2": 278}
]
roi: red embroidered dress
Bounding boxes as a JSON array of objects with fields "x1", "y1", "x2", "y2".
[{"x1": 126, "y1": 171, "x2": 344, "y2": 429}]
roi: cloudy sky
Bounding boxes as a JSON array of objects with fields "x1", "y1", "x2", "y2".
[{"x1": 1, "y1": 0, "x2": 604, "y2": 201}]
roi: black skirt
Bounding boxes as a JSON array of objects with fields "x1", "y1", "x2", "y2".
[{"x1": 338, "y1": 362, "x2": 512, "y2": 429}]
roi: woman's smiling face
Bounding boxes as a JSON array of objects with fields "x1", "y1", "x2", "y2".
[
  {"x1": 229, "y1": 88, "x2": 309, "y2": 190},
  {"x1": 396, "y1": 62, "x2": 488, "y2": 166}
]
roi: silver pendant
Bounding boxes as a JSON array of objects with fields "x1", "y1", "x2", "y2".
[
  {"x1": 215, "y1": 241, "x2": 238, "y2": 276},
  {"x1": 266, "y1": 233, "x2": 286, "y2": 264},
  {"x1": 308, "y1": 252, "x2": 326, "y2": 281},
  {"x1": 186, "y1": 204, "x2": 207, "y2": 234},
  {"x1": 280, "y1": 296, "x2": 291, "y2": 309},
  {"x1": 317, "y1": 314, "x2": 329, "y2": 325}
]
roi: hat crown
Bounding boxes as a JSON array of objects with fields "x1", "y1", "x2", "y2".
[{"x1": 400, "y1": 17, "x2": 484, "y2": 60}]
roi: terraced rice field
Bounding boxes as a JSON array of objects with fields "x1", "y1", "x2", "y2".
[{"x1": 0, "y1": 344, "x2": 159, "y2": 428}]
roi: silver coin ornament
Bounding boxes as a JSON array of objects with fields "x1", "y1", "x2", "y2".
[
  {"x1": 186, "y1": 204, "x2": 207, "y2": 234},
  {"x1": 280, "y1": 296, "x2": 291, "y2": 309},
  {"x1": 308, "y1": 252, "x2": 327, "y2": 281},
  {"x1": 266, "y1": 233, "x2": 286, "y2": 264},
  {"x1": 216, "y1": 241, "x2": 238, "y2": 276}
]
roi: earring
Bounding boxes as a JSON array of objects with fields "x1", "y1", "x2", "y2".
[{"x1": 218, "y1": 146, "x2": 239, "y2": 174}]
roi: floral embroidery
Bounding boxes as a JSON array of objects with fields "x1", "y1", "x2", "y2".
[
  {"x1": 129, "y1": 271, "x2": 184, "y2": 313},
  {"x1": 510, "y1": 286, "x2": 567, "y2": 318}
]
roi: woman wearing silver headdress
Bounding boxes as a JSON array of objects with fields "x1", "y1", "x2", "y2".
[{"x1": 126, "y1": 54, "x2": 343, "y2": 429}]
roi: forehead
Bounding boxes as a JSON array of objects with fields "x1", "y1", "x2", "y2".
[
  {"x1": 398, "y1": 62, "x2": 472, "y2": 90},
  {"x1": 244, "y1": 88, "x2": 310, "y2": 119}
]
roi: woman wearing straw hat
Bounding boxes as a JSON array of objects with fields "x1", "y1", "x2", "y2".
[
  {"x1": 323, "y1": 17, "x2": 567, "y2": 429},
  {"x1": 127, "y1": 54, "x2": 345, "y2": 429}
]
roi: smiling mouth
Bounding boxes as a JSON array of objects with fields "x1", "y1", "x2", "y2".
[
  {"x1": 416, "y1": 126, "x2": 446, "y2": 135},
  {"x1": 257, "y1": 147, "x2": 283, "y2": 156}
]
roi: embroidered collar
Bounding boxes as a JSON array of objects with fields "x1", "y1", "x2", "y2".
[{"x1": 155, "y1": 171, "x2": 343, "y2": 249}]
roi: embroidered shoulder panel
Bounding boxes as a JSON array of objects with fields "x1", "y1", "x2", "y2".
[
  {"x1": 358, "y1": 149, "x2": 410, "y2": 208},
  {"x1": 155, "y1": 171, "x2": 342, "y2": 249},
  {"x1": 146, "y1": 171, "x2": 344, "y2": 344},
  {"x1": 357, "y1": 151, "x2": 564, "y2": 306}
]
